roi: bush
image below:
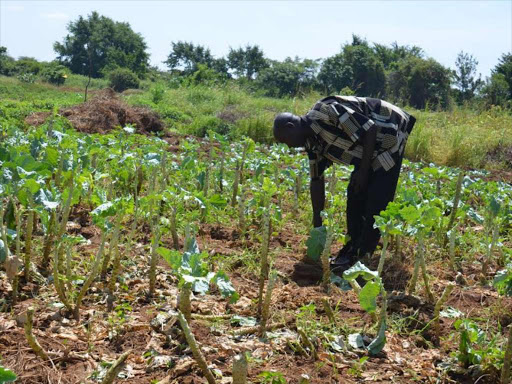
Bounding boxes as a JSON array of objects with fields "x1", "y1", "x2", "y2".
[
  {"x1": 17, "y1": 73, "x2": 36, "y2": 83},
  {"x1": 186, "y1": 115, "x2": 230, "y2": 137},
  {"x1": 108, "y1": 68, "x2": 140, "y2": 92},
  {"x1": 40, "y1": 63, "x2": 67, "y2": 86}
]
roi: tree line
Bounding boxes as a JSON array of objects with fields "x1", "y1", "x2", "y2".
[{"x1": 0, "y1": 11, "x2": 511, "y2": 110}]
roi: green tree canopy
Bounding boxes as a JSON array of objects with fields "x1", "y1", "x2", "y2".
[
  {"x1": 54, "y1": 11, "x2": 149, "y2": 78},
  {"x1": 454, "y1": 51, "x2": 482, "y2": 102},
  {"x1": 227, "y1": 45, "x2": 268, "y2": 80},
  {"x1": 165, "y1": 41, "x2": 226, "y2": 76},
  {"x1": 493, "y1": 53, "x2": 512, "y2": 100},
  {"x1": 0, "y1": 46, "x2": 15, "y2": 76},
  {"x1": 318, "y1": 35, "x2": 386, "y2": 97},
  {"x1": 256, "y1": 57, "x2": 319, "y2": 97}
]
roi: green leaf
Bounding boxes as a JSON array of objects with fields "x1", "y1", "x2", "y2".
[
  {"x1": 348, "y1": 333, "x2": 365, "y2": 349},
  {"x1": 214, "y1": 271, "x2": 239, "y2": 303},
  {"x1": 0, "y1": 364, "x2": 17, "y2": 383},
  {"x1": 91, "y1": 202, "x2": 115, "y2": 218},
  {"x1": 157, "y1": 247, "x2": 182, "y2": 270},
  {"x1": 439, "y1": 307, "x2": 464, "y2": 318},
  {"x1": 34, "y1": 188, "x2": 59, "y2": 210},
  {"x1": 359, "y1": 281, "x2": 380, "y2": 314},
  {"x1": 0, "y1": 239, "x2": 6, "y2": 263},
  {"x1": 399, "y1": 205, "x2": 420, "y2": 223},
  {"x1": 368, "y1": 320, "x2": 387, "y2": 356},
  {"x1": 208, "y1": 194, "x2": 227, "y2": 208},
  {"x1": 489, "y1": 196, "x2": 501, "y2": 217},
  {"x1": 467, "y1": 208, "x2": 484, "y2": 224},
  {"x1": 230, "y1": 315, "x2": 257, "y2": 327},
  {"x1": 343, "y1": 261, "x2": 378, "y2": 282},
  {"x1": 23, "y1": 179, "x2": 41, "y2": 195},
  {"x1": 305, "y1": 226, "x2": 327, "y2": 261}
]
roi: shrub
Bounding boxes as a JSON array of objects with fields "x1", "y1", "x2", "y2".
[
  {"x1": 186, "y1": 115, "x2": 230, "y2": 137},
  {"x1": 17, "y1": 73, "x2": 36, "y2": 83},
  {"x1": 108, "y1": 68, "x2": 140, "y2": 92},
  {"x1": 40, "y1": 63, "x2": 67, "y2": 86}
]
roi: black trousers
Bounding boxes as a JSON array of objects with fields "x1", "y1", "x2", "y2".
[{"x1": 343, "y1": 155, "x2": 403, "y2": 259}]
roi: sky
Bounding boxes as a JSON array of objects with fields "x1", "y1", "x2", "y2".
[{"x1": 0, "y1": 0, "x2": 511, "y2": 78}]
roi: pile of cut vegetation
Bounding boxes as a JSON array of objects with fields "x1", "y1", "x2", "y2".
[{"x1": 26, "y1": 88, "x2": 164, "y2": 135}]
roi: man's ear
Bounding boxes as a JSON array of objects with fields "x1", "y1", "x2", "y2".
[{"x1": 285, "y1": 121, "x2": 296, "y2": 130}]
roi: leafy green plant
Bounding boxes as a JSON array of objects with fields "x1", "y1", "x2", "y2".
[
  {"x1": 343, "y1": 262, "x2": 387, "y2": 355},
  {"x1": 453, "y1": 319, "x2": 504, "y2": 373},
  {"x1": 258, "y1": 370, "x2": 287, "y2": 384},
  {"x1": 0, "y1": 364, "x2": 16, "y2": 383},
  {"x1": 158, "y1": 233, "x2": 238, "y2": 321}
]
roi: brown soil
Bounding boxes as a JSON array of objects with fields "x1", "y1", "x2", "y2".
[{"x1": 25, "y1": 89, "x2": 164, "y2": 135}]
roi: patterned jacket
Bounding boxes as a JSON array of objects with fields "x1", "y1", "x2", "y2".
[{"x1": 303, "y1": 96, "x2": 416, "y2": 180}]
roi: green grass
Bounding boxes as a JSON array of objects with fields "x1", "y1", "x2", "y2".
[{"x1": 1, "y1": 75, "x2": 511, "y2": 170}]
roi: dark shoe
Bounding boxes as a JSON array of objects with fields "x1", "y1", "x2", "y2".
[{"x1": 330, "y1": 249, "x2": 357, "y2": 275}]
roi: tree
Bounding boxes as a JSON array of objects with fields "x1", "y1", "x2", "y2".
[
  {"x1": 0, "y1": 46, "x2": 15, "y2": 76},
  {"x1": 227, "y1": 45, "x2": 268, "y2": 80},
  {"x1": 493, "y1": 53, "x2": 512, "y2": 100},
  {"x1": 54, "y1": 11, "x2": 149, "y2": 78},
  {"x1": 256, "y1": 57, "x2": 319, "y2": 97},
  {"x1": 165, "y1": 41, "x2": 214, "y2": 75},
  {"x1": 483, "y1": 73, "x2": 510, "y2": 107},
  {"x1": 387, "y1": 56, "x2": 452, "y2": 109},
  {"x1": 408, "y1": 58, "x2": 452, "y2": 109},
  {"x1": 454, "y1": 51, "x2": 482, "y2": 102},
  {"x1": 374, "y1": 41, "x2": 423, "y2": 70},
  {"x1": 318, "y1": 35, "x2": 386, "y2": 97}
]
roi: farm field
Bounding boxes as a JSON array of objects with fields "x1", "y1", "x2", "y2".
[{"x1": 0, "y1": 78, "x2": 512, "y2": 384}]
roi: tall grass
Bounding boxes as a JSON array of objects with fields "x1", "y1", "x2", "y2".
[{"x1": 2, "y1": 75, "x2": 511, "y2": 170}]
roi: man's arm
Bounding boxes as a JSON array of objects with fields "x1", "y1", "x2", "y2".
[
  {"x1": 310, "y1": 176, "x2": 325, "y2": 227},
  {"x1": 353, "y1": 125, "x2": 377, "y2": 193}
]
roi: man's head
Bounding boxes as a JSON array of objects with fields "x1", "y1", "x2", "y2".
[{"x1": 273, "y1": 112, "x2": 308, "y2": 148}]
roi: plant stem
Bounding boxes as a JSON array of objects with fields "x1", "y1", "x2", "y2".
[
  {"x1": 445, "y1": 171, "x2": 464, "y2": 246},
  {"x1": 1, "y1": 204, "x2": 19, "y2": 306},
  {"x1": 177, "y1": 311, "x2": 217, "y2": 384},
  {"x1": 321, "y1": 226, "x2": 333, "y2": 292},
  {"x1": 218, "y1": 152, "x2": 224, "y2": 193},
  {"x1": 73, "y1": 232, "x2": 106, "y2": 321},
  {"x1": 233, "y1": 320, "x2": 290, "y2": 336},
  {"x1": 418, "y1": 236, "x2": 435, "y2": 303},
  {"x1": 501, "y1": 325, "x2": 512, "y2": 384},
  {"x1": 231, "y1": 160, "x2": 240, "y2": 207},
  {"x1": 260, "y1": 271, "x2": 277, "y2": 337},
  {"x1": 53, "y1": 245, "x2": 72, "y2": 312},
  {"x1": 41, "y1": 211, "x2": 56, "y2": 271},
  {"x1": 257, "y1": 209, "x2": 271, "y2": 317},
  {"x1": 232, "y1": 353, "x2": 248, "y2": 384},
  {"x1": 321, "y1": 297, "x2": 336, "y2": 325},
  {"x1": 377, "y1": 235, "x2": 389, "y2": 277},
  {"x1": 170, "y1": 206, "x2": 179, "y2": 250},
  {"x1": 178, "y1": 284, "x2": 192, "y2": 323},
  {"x1": 298, "y1": 328, "x2": 317, "y2": 360},
  {"x1": 101, "y1": 215, "x2": 121, "y2": 280},
  {"x1": 408, "y1": 234, "x2": 422, "y2": 296},
  {"x1": 433, "y1": 283, "x2": 454, "y2": 346},
  {"x1": 24, "y1": 307, "x2": 49, "y2": 360},
  {"x1": 148, "y1": 224, "x2": 161, "y2": 298},
  {"x1": 24, "y1": 209, "x2": 34, "y2": 282},
  {"x1": 238, "y1": 186, "x2": 246, "y2": 237},
  {"x1": 100, "y1": 350, "x2": 131, "y2": 384},
  {"x1": 448, "y1": 228, "x2": 456, "y2": 271}
]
